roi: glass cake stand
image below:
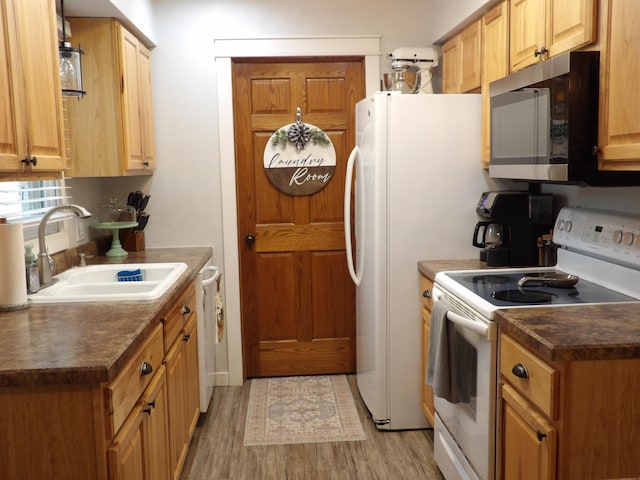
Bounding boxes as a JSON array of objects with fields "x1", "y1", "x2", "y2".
[{"x1": 91, "y1": 221, "x2": 138, "y2": 257}]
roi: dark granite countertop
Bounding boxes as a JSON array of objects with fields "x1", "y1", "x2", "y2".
[
  {"x1": 418, "y1": 259, "x2": 640, "y2": 364},
  {"x1": 0, "y1": 247, "x2": 211, "y2": 387}
]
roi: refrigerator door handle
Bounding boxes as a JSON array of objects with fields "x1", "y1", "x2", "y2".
[{"x1": 344, "y1": 145, "x2": 362, "y2": 286}]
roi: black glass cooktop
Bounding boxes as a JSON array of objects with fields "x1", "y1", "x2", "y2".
[{"x1": 446, "y1": 270, "x2": 637, "y2": 307}]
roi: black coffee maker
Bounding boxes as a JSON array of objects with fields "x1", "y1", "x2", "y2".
[{"x1": 473, "y1": 191, "x2": 553, "y2": 267}]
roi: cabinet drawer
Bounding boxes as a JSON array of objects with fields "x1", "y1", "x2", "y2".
[
  {"x1": 420, "y1": 275, "x2": 434, "y2": 311},
  {"x1": 163, "y1": 282, "x2": 196, "y2": 353},
  {"x1": 500, "y1": 334, "x2": 559, "y2": 419},
  {"x1": 107, "y1": 323, "x2": 164, "y2": 436}
]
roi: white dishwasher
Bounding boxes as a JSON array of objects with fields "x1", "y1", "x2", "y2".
[{"x1": 195, "y1": 258, "x2": 221, "y2": 413}]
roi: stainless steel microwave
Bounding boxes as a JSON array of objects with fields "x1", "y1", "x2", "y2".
[{"x1": 489, "y1": 51, "x2": 640, "y2": 186}]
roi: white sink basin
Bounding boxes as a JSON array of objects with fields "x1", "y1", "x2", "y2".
[{"x1": 29, "y1": 262, "x2": 188, "y2": 303}]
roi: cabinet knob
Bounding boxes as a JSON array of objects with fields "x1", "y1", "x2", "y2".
[
  {"x1": 182, "y1": 333, "x2": 191, "y2": 342},
  {"x1": 422, "y1": 290, "x2": 431, "y2": 299},
  {"x1": 182, "y1": 305, "x2": 191, "y2": 315},
  {"x1": 536, "y1": 431, "x2": 547, "y2": 442},
  {"x1": 140, "y1": 361, "x2": 153, "y2": 376},
  {"x1": 534, "y1": 46, "x2": 548, "y2": 57},
  {"x1": 21, "y1": 156, "x2": 37, "y2": 167},
  {"x1": 143, "y1": 161, "x2": 150, "y2": 167},
  {"x1": 143, "y1": 400, "x2": 156, "y2": 415},
  {"x1": 511, "y1": 363, "x2": 529, "y2": 379}
]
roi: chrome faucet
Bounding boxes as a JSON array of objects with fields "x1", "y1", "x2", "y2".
[{"x1": 38, "y1": 204, "x2": 92, "y2": 288}]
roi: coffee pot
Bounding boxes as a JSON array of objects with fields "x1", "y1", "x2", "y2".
[
  {"x1": 473, "y1": 221, "x2": 510, "y2": 265},
  {"x1": 473, "y1": 222, "x2": 505, "y2": 249}
]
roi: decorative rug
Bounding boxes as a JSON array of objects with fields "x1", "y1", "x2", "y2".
[{"x1": 244, "y1": 375, "x2": 366, "y2": 446}]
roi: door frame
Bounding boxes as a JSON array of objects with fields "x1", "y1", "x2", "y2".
[{"x1": 214, "y1": 35, "x2": 381, "y2": 385}]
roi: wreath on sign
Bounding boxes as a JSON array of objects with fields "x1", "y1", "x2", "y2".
[{"x1": 271, "y1": 119, "x2": 331, "y2": 151}]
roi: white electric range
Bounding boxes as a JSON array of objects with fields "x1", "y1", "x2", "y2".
[{"x1": 429, "y1": 207, "x2": 640, "y2": 480}]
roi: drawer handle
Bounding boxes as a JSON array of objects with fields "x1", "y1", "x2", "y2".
[
  {"x1": 140, "y1": 361, "x2": 153, "y2": 376},
  {"x1": 182, "y1": 333, "x2": 191, "y2": 342},
  {"x1": 182, "y1": 305, "x2": 191, "y2": 315},
  {"x1": 537, "y1": 430, "x2": 547, "y2": 442},
  {"x1": 422, "y1": 290, "x2": 431, "y2": 299},
  {"x1": 511, "y1": 363, "x2": 529, "y2": 379},
  {"x1": 143, "y1": 400, "x2": 156, "y2": 415}
]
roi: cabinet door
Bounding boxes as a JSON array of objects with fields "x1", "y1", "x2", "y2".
[
  {"x1": 142, "y1": 365, "x2": 171, "y2": 480},
  {"x1": 138, "y1": 43, "x2": 156, "y2": 172},
  {"x1": 481, "y1": 0, "x2": 509, "y2": 165},
  {"x1": 510, "y1": 0, "x2": 546, "y2": 72},
  {"x1": 183, "y1": 315, "x2": 200, "y2": 440},
  {"x1": 500, "y1": 383, "x2": 556, "y2": 480},
  {"x1": 421, "y1": 307, "x2": 434, "y2": 426},
  {"x1": 108, "y1": 406, "x2": 146, "y2": 480},
  {"x1": 599, "y1": 0, "x2": 640, "y2": 169},
  {"x1": 165, "y1": 334, "x2": 188, "y2": 480},
  {"x1": 459, "y1": 20, "x2": 482, "y2": 93},
  {"x1": 546, "y1": 0, "x2": 597, "y2": 58},
  {"x1": 0, "y1": 0, "x2": 24, "y2": 170},
  {"x1": 12, "y1": 0, "x2": 66, "y2": 171},
  {"x1": 442, "y1": 36, "x2": 461, "y2": 93},
  {"x1": 119, "y1": 26, "x2": 145, "y2": 173}
]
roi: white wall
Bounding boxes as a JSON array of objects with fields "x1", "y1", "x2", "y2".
[{"x1": 426, "y1": 0, "x2": 500, "y2": 43}]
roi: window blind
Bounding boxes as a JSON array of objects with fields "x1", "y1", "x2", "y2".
[{"x1": 0, "y1": 179, "x2": 70, "y2": 229}]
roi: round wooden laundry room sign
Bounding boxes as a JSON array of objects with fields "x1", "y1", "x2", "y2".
[{"x1": 263, "y1": 111, "x2": 336, "y2": 196}]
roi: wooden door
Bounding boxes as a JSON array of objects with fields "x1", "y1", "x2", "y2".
[
  {"x1": 599, "y1": 0, "x2": 640, "y2": 169},
  {"x1": 546, "y1": 0, "x2": 597, "y2": 58},
  {"x1": 0, "y1": 0, "x2": 24, "y2": 171},
  {"x1": 481, "y1": 0, "x2": 509, "y2": 165},
  {"x1": 12, "y1": 0, "x2": 66, "y2": 171},
  {"x1": 459, "y1": 20, "x2": 482, "y2": 93},
  {"x1": 500, "y1": 383, "x2": 557, "y2": 480},
  {"x1": 233, "y1": 58, "x2": 364, "y2": 378},
  {"x1": 510, "y1": 0, "x2": 546, "y2": 72}
]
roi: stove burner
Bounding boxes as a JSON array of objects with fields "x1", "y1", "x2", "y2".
[{"x1": 491, "y1": 289, "x2": 557, "y2": 304}]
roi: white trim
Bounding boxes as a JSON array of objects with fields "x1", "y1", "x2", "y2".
[{"x1": 215, "y1": 36, "x2": 381, "y2": 386}]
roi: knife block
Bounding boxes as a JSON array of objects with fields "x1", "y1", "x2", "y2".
[{"x1": 120, "y1": 229, "x2": 145, "y2": 252}]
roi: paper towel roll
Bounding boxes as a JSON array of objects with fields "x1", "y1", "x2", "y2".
[{"x1": 0, "y1": 222, "x2": 28, "y2": 309}]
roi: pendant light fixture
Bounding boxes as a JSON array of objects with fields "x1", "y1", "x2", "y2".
[{"x1": 58, "y1": 0, "x2": 85, "y2": 97}]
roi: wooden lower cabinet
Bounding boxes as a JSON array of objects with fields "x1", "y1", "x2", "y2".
[
  {"x1": 500, "y1": 383, "x2": 556, "y2": 480},
  {"x1": 419, "y1": 274, "x2": 435, "y2": 426},
  {"x1": 499, "y1": 332, "x2": 640, "y2": 479},
  {"x1": 109, "y1": 365, "x2": 171, "y2": 480},
  {"x1": 166, "y1": 312, "x2": 200, "y2": 480},
  {"x1": 0, "y1": 281, "x2": 199, "y2": 480}
]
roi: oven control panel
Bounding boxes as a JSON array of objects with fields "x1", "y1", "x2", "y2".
[{"x1": 554, "y1": 207, "x2": 640, "y2": 266}]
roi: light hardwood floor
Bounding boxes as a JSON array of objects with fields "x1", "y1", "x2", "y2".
[{"x1": 180, "y1": 375, "x2": 445, "y2": 479}]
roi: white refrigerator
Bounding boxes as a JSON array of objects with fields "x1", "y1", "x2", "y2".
[{"x1": 344, "y1": 92, "x2": 499, "y2": 430}]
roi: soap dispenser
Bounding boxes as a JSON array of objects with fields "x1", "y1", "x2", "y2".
[{"x1": 25, "y1": 245, "x2": 40, "y2": 294}]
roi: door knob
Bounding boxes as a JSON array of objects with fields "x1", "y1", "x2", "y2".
[{"x1": 245, "y1": 234, "x2": 256, "y2": 246}]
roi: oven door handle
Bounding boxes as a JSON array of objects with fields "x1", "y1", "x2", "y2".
[{"x1": 446, "y1": 310, "x2": 491, "y2": 340}]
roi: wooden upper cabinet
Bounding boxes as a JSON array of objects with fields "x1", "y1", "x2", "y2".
[
  {"x1": 481, "y1": 0, "x2": 509, "y2": 166},
  {"x1": 510, "y1": 0, "x2": 547, "y2": 71},
  {"x1": 0, "y1": 0, "x2": 66, "y2": 176},
  {"x1": 442, "y1": 36, "x2": 461, "y2": 93},
  {"x1": 66, "y1": 18, "x2": 156, "y2": 177},
  {"x1": 442, "y1": 20, "x2": 482, "y2": 93},
  {"x1": 598, "y1": 0, "x2": 640, "y2": 170},
  {"x1": 510, "y1": 0, "x2": 597, "y2": 72}
]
